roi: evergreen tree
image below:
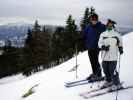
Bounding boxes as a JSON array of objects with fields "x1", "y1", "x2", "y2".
[
  {"x1": 50, "y1": 15, "x2": 79, "y2": 65},
  {"x1": 63, "y1": 14, "x2": 79, "y2": 58},
  {"x1": 51, "y1": 26, "x2": 65, "y2": 64},
  {"x1": 23, "y1": 20, "x2": 51, "y2": 76},
  {"x1": 90, "y1": 6, "x2": 95, "y2": 15},
  {"x1": 42, "y1": 26, "x2": 46, "y2": 32},
  {"x1": 25, "y1": 28, "x2": 32, "y2": 45},
  {"x1": 80, "y1": 8, "x2": 90, "y2": 31},
  {"x1": 23, "y1": 28, "x2": 33, "y2": 76},
  {"x1": 0, "y1": 41, "x2": 20, "y2": 78},
  {"x1": 80, "y1": 7, "x2": 96, "y2": 31},
  {"x1": 32, "y1": 20, "x2": 41, "y2": 32}
]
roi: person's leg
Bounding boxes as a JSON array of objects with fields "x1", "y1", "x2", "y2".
[
  {"x1": 87, "y1": 50, "x2": 95, "y2": 79},
  {"x1": 88, "y1": 49, "x2": 95, "y2": 74},
  {"x1": 88, "y1": 49, "x2": 101, "y2": 77},
  {"x1": 102, "y1": 61, "x2": 112, "y2": 82},
  {"x1": 95, "y1": 49, "x2": 102, "y2": 77},
  {"x1": 101, "y1": 61, "x2": 113, "y2": 88},
  {"x1": 108, "y1": 61, "x2": 123, "y2": 91},
  {"x1": 108, "y1": 61, "x2": 121, "y2": 85}
]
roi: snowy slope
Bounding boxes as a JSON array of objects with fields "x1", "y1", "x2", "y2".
[{"x1": 0, "y1": 32, "x2": 133, "y2": 100}]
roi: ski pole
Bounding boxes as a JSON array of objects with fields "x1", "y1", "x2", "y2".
[
  {"x1": 115, "y1": 53, "x2": 121, "y2": 100},
  {"x1": 75, "y1": 44, "x2": 78, "y2": 79}
]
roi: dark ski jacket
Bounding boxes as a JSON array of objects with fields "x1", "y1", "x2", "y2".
[{"x1": 83, "y1": 22, "x2": 106, "y2": 49}]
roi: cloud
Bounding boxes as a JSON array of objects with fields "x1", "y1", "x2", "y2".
[{"x1": 0, "y1": 0, "x2": 133, "y2": 27}]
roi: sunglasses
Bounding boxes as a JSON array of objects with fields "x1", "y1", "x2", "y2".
[{"x1": 90, "y1": 17, "x2": 98, "y2": 21}]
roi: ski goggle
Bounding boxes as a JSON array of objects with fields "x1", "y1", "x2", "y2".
[{"x1": 90, "y1": 17, "x2": 98, "y2": 21}]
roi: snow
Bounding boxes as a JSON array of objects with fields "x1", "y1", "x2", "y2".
[
  {"x1": 0, "y1": 32, "x2": 133, "y2": 100},
  {"x1": 0, "y1": 74, "x2": 25, "y2": 85}
]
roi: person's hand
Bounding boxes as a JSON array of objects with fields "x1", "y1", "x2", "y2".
[
  {"x1": 101, "y1": 45, "x2": 110, "y2": 51},
  {"x1": 119, "y1": 47, "x2": 123, "y2": 54}
]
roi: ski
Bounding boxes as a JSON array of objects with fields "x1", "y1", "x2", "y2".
[
  {"x1": 79, "y1": 81, "x2": 124, "y2": 96},
  {"x1": 80, "y1": 85, "x2": 133, "y2": 99},
  {"x1": 65, "y1": 77, "x2": 104, "y2": 88},
  {"x1": 65, "y1": 80, "x2": 89, "y2": 88},
  {"x1": 65, "y1": 79, "x2": 87, "y2": 85},
  {"x1": 65, "y1": 77, "x2": 104, "y2": 85},
  {"x1": 79, "y1": 82, "x2": 124, "y2": 97},
  {"x1": 79, "y1": 85, "x2": 109, "y2": 96}
]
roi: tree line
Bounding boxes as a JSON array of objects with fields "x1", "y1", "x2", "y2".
[{"x1": 0, "y1": 7, "x2": 96, "y2": 78}]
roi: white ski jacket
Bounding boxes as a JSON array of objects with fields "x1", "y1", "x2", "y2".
[{"x1": 98, "y1": 29, "x2": 123, "y2": 61}]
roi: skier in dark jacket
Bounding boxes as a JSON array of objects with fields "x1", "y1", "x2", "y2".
[{"x1": 83, "y1": 13, "x2": 106, "y2": 80}]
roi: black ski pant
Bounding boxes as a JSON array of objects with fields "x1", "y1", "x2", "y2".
[
  {"x1": 102, "y1": 61, "x2": 120, "y2": 85},
  {"x1": 88, "y1": 49, "x2": 102, "y2": 77}
]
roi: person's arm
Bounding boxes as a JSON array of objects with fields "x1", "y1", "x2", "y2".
[
  {"x1": 98, "y1": 34, "x2": 103, "y2": 49},
  {"x1": 98, "y1": 33, "x2": 110, "y2": 51},
  {"x1": 100, "y1": 23, "x2": 106, "y2": 33},
  {"x1": 117, "y1": 33, "x2": 123, "y2": 54},
  {"x1": 102, "y1": 24, "x2": 106, "y2": 32}
]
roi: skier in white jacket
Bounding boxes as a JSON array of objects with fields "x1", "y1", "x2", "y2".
[{"x1": 98, "y1": 19, "x2": 123, "y2": 91}]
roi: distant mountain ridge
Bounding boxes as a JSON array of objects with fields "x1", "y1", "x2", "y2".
[
  {"x1": 0, "y1": 22, "x2": 132, "y2": 47},
  {"x1": 0, "y1": 23, "x2": 32, "y2": 40},
  {"x1": 0, "y1": 22, "x2": 58, "y2": 47},
  {"x1": 0, "y1": 22, "x2": 58, "y2": 40}
]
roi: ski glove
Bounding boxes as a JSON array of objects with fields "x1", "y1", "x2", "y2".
[
  {"x1": 119, "y1": 47, "x2": 123, "y2": 54},
  {"x1": 101, "y1": 45, "x2": 110, "y2": 51}
]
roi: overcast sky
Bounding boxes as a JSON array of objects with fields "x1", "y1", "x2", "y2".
[{"x1": 0, "y1": 0, "x2": 133, "y2": 27}]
